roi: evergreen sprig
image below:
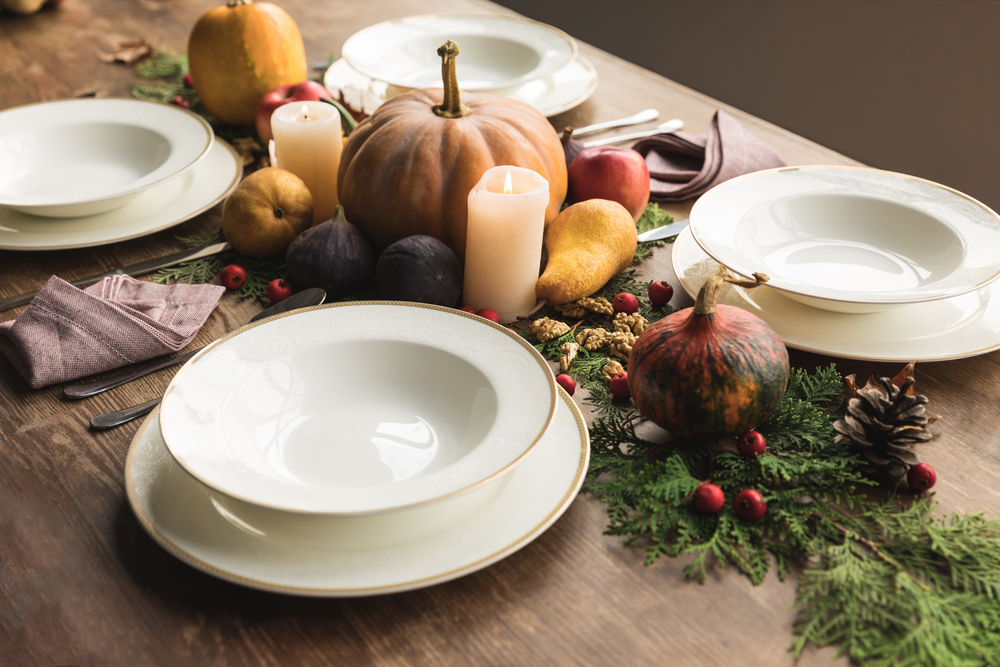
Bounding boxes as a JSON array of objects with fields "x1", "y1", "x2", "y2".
[
  {"x1": 151, "y1": 229, "x2": 286, "y2": 300},
  {"x1": 632, "y1": 202, "x2": 674, "y2": 265},
  {"x1": 792, "y1": 500, "x2": 1000, "y2": 664},
  {"x1": 586, "y1": 365, "x2": 870, "y2": 584}
]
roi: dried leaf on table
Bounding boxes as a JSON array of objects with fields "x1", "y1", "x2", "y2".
[{"x1": 99, "y1": 40, "x2": 153, "y2": 64}]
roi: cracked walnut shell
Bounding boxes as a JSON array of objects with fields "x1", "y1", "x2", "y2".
[
  {"x1": 602, "y1": 359, "x2": 625, "y2": 381},
  {"x1": 576, "y1": 327, "x2": 612, "y2": 351},
  {"x1": 609, "y1": 331, "x2": 637, "y2": 360},
  {"x1": 559, "y1": 342, "x2": 580, "y2": 372},
  {"x1": 613, "y1": 312, "x2": 648, "y2": 336},
  {"x1": 529, "y1": 317, "x2": 570, "y2": 342}
]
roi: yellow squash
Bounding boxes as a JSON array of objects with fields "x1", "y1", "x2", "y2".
[{"x1": 187, "y1": 0, "x2": 306, "y2": 126}]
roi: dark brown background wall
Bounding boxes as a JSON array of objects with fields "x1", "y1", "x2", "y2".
[{"x1": 496, "y1": 0, "x2": 1000, "y2": 213}]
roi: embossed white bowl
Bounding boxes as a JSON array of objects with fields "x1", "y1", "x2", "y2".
[
  {"x1": 689, "y1": 166, "x2": 1000, "y2": 313},
  {"x1": 0, "y1": 98, "x2": 214, "y2": 218},
  {"x1": 158, "y1": 302, "x2": 557, "y2": 516},
  {"x1": 341, "y1": 14, "x2": 577, "y2": 92}
]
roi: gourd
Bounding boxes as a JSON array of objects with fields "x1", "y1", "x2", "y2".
[
  {"x1": 375, "y1": 235, "x2": 463, "y2": 308},
  {"x1": 628, "y1": 269, "x2": 789, "y2": 440},
  {"x1": 0, "y1": 0, "x2": 49, "y2": 15},
  {"x1": 337, "y1": 41, "x2": 567, "y2": 263},
  {"x1": 187, "y1": 0, "x2": 306, "y2": 126},
  {"x1": 285, "y1": 207, "x2": 376, "y2": 299}
]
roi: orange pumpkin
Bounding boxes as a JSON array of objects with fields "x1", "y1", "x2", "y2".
[
  {"x1": 187, "y1": 0, "x2": 306, "y2": 126},
  {"x1": 336, "y1": 41, "x2": 567, "y2": 262}
]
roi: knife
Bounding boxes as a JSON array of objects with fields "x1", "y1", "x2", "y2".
[
  {"x1": 583, "y1": 119, "x2": 684, "y2": 148},
  {"x1": 637, "y1": 218, "x2": 689, "y2": 242},
  {"x1": 0, "y1": 241, "x2": 231, "y2": 312}
]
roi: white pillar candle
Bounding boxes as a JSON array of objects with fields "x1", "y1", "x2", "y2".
[
  {"x1": 271, "y1": 101, "x2": 342, "y2": 225},
  {"x1": 464, "y1": 166, "x2": 549, "y2": 323}
]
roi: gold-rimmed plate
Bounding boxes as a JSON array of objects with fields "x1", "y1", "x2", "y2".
[{"x1": 126, "y1": 388, "x2": 587, "y2": 596}]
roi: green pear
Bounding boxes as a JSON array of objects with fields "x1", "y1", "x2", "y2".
[{"x1": 535, "y1": 199, "x2": 637, "y2": 305}]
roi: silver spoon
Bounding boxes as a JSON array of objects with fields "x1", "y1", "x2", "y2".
[
  {"x1": 583, "y1": 118, "x2": 685, "y2": 147},
  {"x1": 557, "y1": 109, "x2": 659, "y2": 138},
  {"x1": 87, "y1": 288, "x2": 327, "y2": 430}
]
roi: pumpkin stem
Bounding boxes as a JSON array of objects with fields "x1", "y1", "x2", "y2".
[
  {"x1": 433, "y1": 41, "x2": 472, "y2": 119},
  {"x1": 694, "y1": 267, "x2": 769, "y2": 316},
  {"x1": 225, "y1": 0, "x2": 253, "y2": 6}
]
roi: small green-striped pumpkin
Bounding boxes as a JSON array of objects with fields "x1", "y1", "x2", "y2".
[{"x1": 628, "y1": 271, "x2": 789, "y2": 440}]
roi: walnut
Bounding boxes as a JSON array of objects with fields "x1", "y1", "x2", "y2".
[
  {"x1": 576, "y1": 327, "x2": 612, "y2": 351},
  {"x1": 529, "y1": 317, "x2": 571, "y2": 342},
  {"x1": 554, "y1": 302, "x2": 588, "y2": 319},
  {"x1": 613, "y1": 312, "x2": 648, "y2": 336},
  {"x1": 559, "y1": 342, "x2": 580, "y2": 373},
  {"x1": 609, "y1": 331, "x2": 638, "y2": 360},
  {"x1": 602, "y1": 359, "x2": 625, "y2": 381},
  {"x1": 577, "y1": 297, "x2": 614, "y2": 316}
]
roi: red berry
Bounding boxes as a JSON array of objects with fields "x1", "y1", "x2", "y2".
[
  {"x1": 266, "y1": 278, "x2": 293, "y2": 304},
  {"x1": 693, "y1": 483, "x2": 725, "y2": 513},
  {"x1": 459, "y1": 306, "x2": 476, "y2": 313},
  {"x1": 737, "y1": 429, "x2": 766, "y2": 457},
  {"x1": 648, "y1": 281, "x2": 674, "y2": 306},
  {"x1": 609, "y1": 372, "x2": 631, "y2": 400},
  {"x1": 907, "y1": 462, "x2": 937, "y2": 492},
  {"x1": 555, "y1": 374, "x2": 576, "y2": 396},
  {"x1": 183, "y1": 73, "x2": 194, "y2": 88},
  {"x1": 733, "y1": 489, "x2": 767, "y2": 521},
  {"x1": 476, "y1": 309, "x2": 499, "y2": 323},
  {"x1": 612, "y1": 292, "x2": 639, "y2": 314},
  {"x1": 219, "y1": 264, "x2": 246, "y2": 290},
  {"x1": 170, "y1": 95, "x2": 190, "y2": 109}
]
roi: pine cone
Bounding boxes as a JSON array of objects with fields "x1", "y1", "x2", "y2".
[{"x1": 833, "y1": 376, "x2": 932, "y2": 479}]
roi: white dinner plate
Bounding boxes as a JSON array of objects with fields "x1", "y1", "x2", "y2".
[
  {"x1": 126, "y1": 389, "x2": 588, "y2": 596},
  {"x1": 673, "y1": 226, "x2": 1000, "y2": 362},
  {"x1": 342, "y1": 14, "x2": 577, "y2": 92},
  {"x1": 0, "y1": 139, "x2": 241, "y2": 250},
  {"x1": 324, "y1": 55, "x2": 597, "y2": 118},
  {"x1": 689, "y1": 166, "x2": 1000, "y2": 313},
  {"x1": 158, "y1": 302, "x2": 558, "y2": 516},
  {"x1": 0, "y1": 98, "x2": 214, "y2": 217}
]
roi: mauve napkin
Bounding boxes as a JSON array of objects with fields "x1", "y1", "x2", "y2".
[
  {"x1": 633, "y1": 109, "x2": 787, "y2": 202},
  {"x1": 0, "y1": 275, "x2": 224, "y2": 389}
]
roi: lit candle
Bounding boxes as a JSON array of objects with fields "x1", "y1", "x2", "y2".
[
  {"x1": 271, "y1": 101, "x2": 342, "y2": 225},
  {"x1": 464, "y1": 166, "x2": 549, "y2": 323}
]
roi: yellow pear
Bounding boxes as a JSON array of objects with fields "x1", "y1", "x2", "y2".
[{"x1": 535, "y1": 199, "x2": 637, "y2": 305}]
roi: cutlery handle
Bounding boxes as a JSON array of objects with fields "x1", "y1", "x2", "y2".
[
  {"x1": 64, "y1": 348, "x2": 201, "y2": 399},
  {"x1": 562, "y1": 108, "x2": 659, "y2": 138},
  {"x1": 90, "y1": 397, "x2": 162, "y2": 430},
  {"x1": 582, "y1": 118, "x2": 685, "y2": 147}
]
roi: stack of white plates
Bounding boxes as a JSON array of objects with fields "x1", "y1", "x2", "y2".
[
  {"x1": 126, "y1": 302, "x2": 589, "y2": 596},
  {"x1": 0, "y1": 98, "x2": 242, "y2": 250},
  {"x1": 325, "y1": 13, "x2": 598, "y2": 119},
  {"x1": 674, "y1": 165, "x2": 1000, "y2": 361}
]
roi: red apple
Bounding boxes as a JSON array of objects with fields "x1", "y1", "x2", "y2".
[
  {"x1": 255, "y1": 80, "x2": 331, "y2": 144},
  {"x1": 567, "y1": 146, "x2": 651, "y2": 221}
]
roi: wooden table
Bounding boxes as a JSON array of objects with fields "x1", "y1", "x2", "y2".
[{"x1": 3, "y1": 1, "x2": 997, "y2": 665}]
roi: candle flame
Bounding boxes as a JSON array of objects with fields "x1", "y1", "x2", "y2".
[
  {"x1": 301, "y1": 104, "x2": 309, "y2": 121},
  {"x1": 503, "y1": 170, "x2": 513, "y2": 195}
]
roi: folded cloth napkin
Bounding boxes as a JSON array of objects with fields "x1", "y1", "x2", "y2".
[
  {"x1": 633, "y1": 109, "x2": 787, "y2": 202},
  {"x1": 0, "y1": 275, "x2": 224, "y2": 389}
]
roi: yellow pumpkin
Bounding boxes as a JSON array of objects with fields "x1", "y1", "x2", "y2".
[
  {"x1": 336, "y1": 41, "x2": 567, "y2": 263},
  {"x1": 187, "y1": 0, "x2": 306, "y2": 126}
]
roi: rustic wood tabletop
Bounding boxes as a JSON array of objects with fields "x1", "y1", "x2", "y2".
[{"x1": 2, "y1": 1, "x2": 998, "y2": 665}]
